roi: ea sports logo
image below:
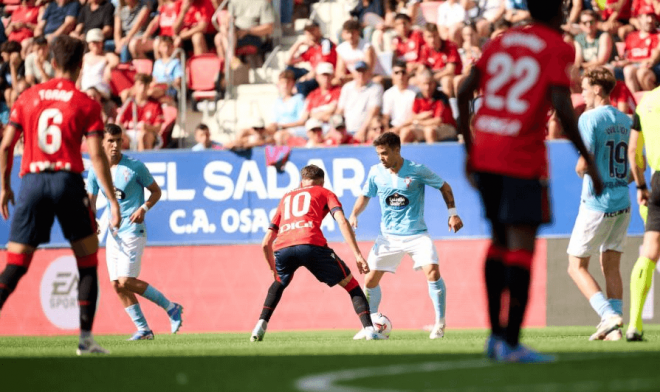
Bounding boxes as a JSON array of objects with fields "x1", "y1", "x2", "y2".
[{"x1": 39, "y1": 256, "x2": 81, "y2": 329}]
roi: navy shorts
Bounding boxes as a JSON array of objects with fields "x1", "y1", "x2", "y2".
[
  {"x1": 646, "y1": 172, "x2": 660, "y2": 232},
  {"x1": 274, "y1": 244, "x2": 351, "y2": 288},
  {"x1": 474, "y1": 172, "x2": 551, "y2": 226},
  {"x1": 9, "y1": 171, "x2": 97, "y2": 247}
]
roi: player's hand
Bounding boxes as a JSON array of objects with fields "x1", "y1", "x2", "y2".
[
  {"x1": 129, "y1": 208, "x2": 146, "y2": 224},
  {"x1": 356, "y1": 254, "x2": 370, "y2": 274},
  {"x1": 0, "y1": 188, "x2": 15, "y2": 220},
  {"x1": 349, "y1": 214, "x2": 358, "y2": 229},
  {"x1": 586, "y1": 163, "x2": 605, "y2": 195},
  {"x1": 109, "y1": 199, "x2": 121, "y2": 229},
  {"x1": 448, "y1": 215, "x2": 463, "y2": 233},
  {"x1": 638, "y1": 188, "x2": 650, "y2": 206}
]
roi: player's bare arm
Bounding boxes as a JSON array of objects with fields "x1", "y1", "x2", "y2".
[
  {"x1": 87, "y1": 135, "x2": 122, "y2": 229},
  {"x1": 439, "y1": 182, "x2": 463, "y2": 233},
  {"x1": 130, "y1": 181, "x2": 161, "y2": 224},
  {"x1": 575, "y1": 156, "x2": 588, "y2": 178},
  {"x1": 550, "y1": 85, "x2": 605, "y2": 195},
  {"x1": 334, "y1": 209, "x2": 369, "y2": 274},
  {"x1": 349, "y1": 195, "x2": 371, "y2": 229},
  {"x1": 628, "y1": 118, "x2": 650, "y2": 205},
  {"x1": 261, "y1": 228, "x2": 280, "y2": 282},
  {"x1": 0, "y1": 124, "x2": 21, "y2": 220},
  {"x1": 456, "y1": 67, "x2": 480, "y2": 158}
]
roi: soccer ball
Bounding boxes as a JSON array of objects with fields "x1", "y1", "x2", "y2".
[{"x1": 371, "y1": 313, "x2": 392, "y2": 337}]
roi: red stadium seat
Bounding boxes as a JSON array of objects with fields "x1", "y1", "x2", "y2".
[
  {"x1": 159, "y1": 105, "x2": 178, "y2": 148},
  {"x1": 187, "y1": 53, "x2": 223, "y2": 101},
  {"x1": 132, "y1": 59, "x2": 153, "y2": 75},
  {"x1": 236, "y1": 45, "x2": 259, "y2": 56},
  {"x1": 109, "y1": 64, "x2": 136, "y2": 97},
  {"x1": 420, "y1": 1, "x2": 443, "y2": 25}
]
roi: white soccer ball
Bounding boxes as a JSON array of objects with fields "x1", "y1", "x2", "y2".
[{"x1": 371, "y1": 312, "x2": 392, "y2": 337}]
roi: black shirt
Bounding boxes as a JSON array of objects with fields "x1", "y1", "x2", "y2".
[{"x1": 77, "y1": 0, "x2": 115, "y2": 35}]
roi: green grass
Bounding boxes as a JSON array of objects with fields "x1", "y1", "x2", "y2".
[{"x1": 1, "y1": 326, "x2": 660, "y2": 392}]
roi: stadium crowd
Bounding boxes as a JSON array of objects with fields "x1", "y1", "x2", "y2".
[{"x1": 0, "y1": 0, "x2": 658, "y2": 151}]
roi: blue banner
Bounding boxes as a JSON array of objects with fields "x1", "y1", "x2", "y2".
[{"x1": 0, "y1": 141, "x2": 647, "y2": 247}]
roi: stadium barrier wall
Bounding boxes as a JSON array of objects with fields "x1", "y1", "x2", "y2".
[{"x1": 0, "y1": 143, "x2": 657, "y2": 335}]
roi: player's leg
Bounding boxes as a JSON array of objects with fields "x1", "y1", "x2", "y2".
[
  {"x1": 364, "y1": 270, "x2": 386, "y2": 313},
  {"x1": 627, "y1": 230, "x2": 660, "y2": 341},
  {"x1": 0, "y1": 243, "x2": 35, "y2": 312},
  {"x1": 363, "y1": 234, "x2": 405, "y2": 315},
  {"x1": 409, "y1": 234, "x2": 445, "y2": 339},
  {"x1": 338, "y1": 274, "x2": 377, "y2": 333},
  {"x1": 113, "y1": 279, "x2": 153, "y2": 340},
  {"x1": 599, "y1": 250, "x2": 624, "y2": 341}
]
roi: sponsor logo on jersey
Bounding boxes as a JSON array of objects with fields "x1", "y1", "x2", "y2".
[
  {"x1": 279, "y1": 220, "x2": 314, "y2": 233},
  {"x1": 114, "y1": 187, "x2": 126, "y2": 200},
  {"x1": 386, "y1": 193, "x2": 409, "y2": 209}
]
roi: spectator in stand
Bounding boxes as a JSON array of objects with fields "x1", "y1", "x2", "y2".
[
  {"x1": 86, "y1": 87, "x2": 119, "y2": 123},
  {"x1": 350, "y1": 0, "x2": 386, "y2": 41},
  {"x1": 192, "y1": 123, "x2": 223, "y2": 150},
  {"x1": 391, "y1": 13, "x2": 424, "y2": 73},
  {"x1": 382, "y1": 60, "x2": 415, "y2": 135},
  {"x1": 0, "y1": 41, "x2": 25, "y2": 109},
  {"x1": 630, "y1": 0, "x2": 660, "y2": 31},
  {"x1": 140, "y1": 0, "x2": 182, "y2": 59},
  {"x1": 400, "y1": 69, "x2": 456, "y2": 143},
  {"x1": 614, "y1": 6, "x2": 660, "y2": 93},
  {"x1": 72, "y1": 0, "x2": 115, "y2": 44},
  {"x1": 114, "y1": 0, "x2": 149, "y2": 63},
  {"x1": 437, "y1": 0, "x2": 466, "y2": 44},
  {"x1": 117, "y1": 73, "x2": 165, "y2": 150},
  {"x1": 490, "y1": 18, "x2": 512, "y2": 38},
  {"x1": 454, "y1": 23, "x2": 481, "y2": 93},
  {"x1": 151, "y1": 36, "x2": 183, "y2": 100},
  {"x1": 610, "y1": 80, "x2": 637, "y2": 114},
  {"x1": 418, "y1": 23, "x2": 462, "y2": 98},
  {"x1": 225, "y1": 118, "x2": 275, "y2": 150},
  {"x1": 325, "y1": 114, "x2": 359, "y2": 146},
  {"x1": 304, "y1": 118, "x2": 326, "y2": 148},
  {"x1": 6, "y1": 0, "x2": 40, "y2": 46},
  {"x1": 24, "y1": 36, "x2": 54, "y2": 86},
  {"x1": 504, "y1": 0, "x2": 531, "y2": 24},
  {"x1": 474, "y1": 0, "x2": 506, "y2": 39},
  {"x1": 336, "y1": 60, "x2": 383, "y2": 142},
  {"x1": 574, "y1": 10, "x2": 615, "y2": 70},
  {"x1": 366, "y1": 113, "x2": 386, "y2": 143},
  {"x1": 215, "y1": 0, "x2": 274, "y2": 61},
  {"x1": 171, "y1": 0, "x2": 215, "y2": 57},
  {"x1": 79, "y1": 28, "x2": 119, "y2": 99},
  {"x1": 35, "y1": 0, "x2": 80, "y2": 41},
  {"x1": 600, "y1": 0, "x2": 634, "y2": 41},
  {"x1": 285, "y1": 21, "x2": 336, "y2": 98},
  {"x1": 335, "y1": 20, "x2": 377, "y2": 85},
  {"x1": 267, "y1": 70, "x2": 306, "y2": 142}
]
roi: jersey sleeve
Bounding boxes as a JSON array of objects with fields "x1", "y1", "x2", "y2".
[
  {"x1": 362, "y1": 166, "x2": 378, "y2": 197},
  {"x1": 418, "y1": 164, "x2": 445, "y2": 189},
  {"x1": 135, "y1": 161, "x2": 155, "y2": 188},
  {"x1": 86, "y1": 100, "x2": 105, "y2": 137},
  {"x1": 269, "y1": 204, "x2": 282, "y2": 231},
  {"x1": 325, "y1": 190, "x2": 343, "y2": 216},
  {"x1": 86, "y1": 169, "x2": 100, "y2": 195},
  {"x1": 578, "y1": 113, "x2": 596, "y2": 152},
  {"x1": 546, "y1": 41, "x2": 575, "y2": 88}
]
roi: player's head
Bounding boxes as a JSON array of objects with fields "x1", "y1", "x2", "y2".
[
  {"x1": 581, "y1": 67, "x2": 616, "y2": 110},
  {"x1": 373, "y1": 132, "x2": 402, "y2": 169},
  {"x1": 103, "y1": 124, "x2": 123, "y2": 162},
  {"x1": 301, "y1": 164, "x2": 325, "y2": 186},
  {"x1": 49, "y1": 36, "x2": 86, "y2": 81},
  {"x1": 528, "y1": 0, "x2": 563, "y2": 28}
]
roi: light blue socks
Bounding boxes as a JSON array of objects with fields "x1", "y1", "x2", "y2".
[
  {"x1": 428, "y1": 278, "x2": 446, "y2": 324},
  {"x1": 142, "y1": 285, "x2": 174, "y2": 311},
  {"x1": 125, "y1": 303, "x2": 149, "y2": 331},
  {"x1": 608, "y1": 298, "x2": 623, "y2": 316},
  {"x1": 365, "y1": 286, "x2": 381, "y2": 314},
  {"x1": 589, "y1": 292, "x2": 618, "y2": 319}
]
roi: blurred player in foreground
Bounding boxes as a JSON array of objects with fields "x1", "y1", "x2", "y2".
[
  {"x1": 626, "y1": 84, "x2": 660, "y2": 342},
  {"x1": 0, "y1": 36, "x2": 121, "y2": 355},
  {"x1": 567, "y1": 68, "x2": 631, "y2": 341},
  {"x1": 87, "y1": 124, "x2": 183, "y2": 341},
  {"x1": 349, "y1": 132, "x2": 463, "y2": 340},
  {"x1": 457, "y1": 0, "x2": 603, "y2": 362},
  {"x1": 251, "y1": 164, "x2": 386, "y2": 341}
]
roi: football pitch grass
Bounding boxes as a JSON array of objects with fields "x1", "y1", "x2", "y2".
[{"x1": 1, "y1": 326, "x2": 660, "y2": 392}]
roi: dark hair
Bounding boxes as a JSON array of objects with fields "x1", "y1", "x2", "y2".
[
  {"x1": 279, "y1": 69, "x2": 295, "y2": 81},
  {"x1": 104, "y1": 123, "x2": 123, "y2": 136},
  {"x1": 493, "y1": 19, "x2": 512, "y2": 32},
  {"x1": 33, "y1": 36, "x2": 48, "y2": 46},
  {"x1": 160, "y1": 35, "x2": 174, "y2": 45},
  {"x1": 394, "y1": 13, "x2": 411, "y2": 23},
  {"x1": 301, "y1": 164, "x2": 325, "y2": 180},
  {"x1": 135, "y1": 73, "x2": 153, "y2": 85},
  {"x1": 580, "y1": 9, "x2": 598, "y2": 20},
  {"x1": 195, "y1": 123, "x2": 210, "y2": 132},
  {"x1": 343, "y1": 19, "x2": 362, "y2": 32},
  {"x1": 424, "y1": 23, "x2": 439, "y2": 33},
  {"x1": 583, "y1": 67, "x2": 616, "y2": 95},
  {"x1": 373, "y1": 132, "x2": 401, "y2": 149},
  {"x1": 392, "y1": 59, "x2": 407, "y2": 70},
  {"x1": 1, "y1": 40, "x2": 22, "y2": 54},
  {"x1": 528, "y1": 0, "x2": 563, "y2": 23},
  {"x1": 50, "y1": 36, "x2": 85, "y2": 73}
]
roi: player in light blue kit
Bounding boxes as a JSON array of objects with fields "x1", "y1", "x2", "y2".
[
  {"x1": 567, "y1": 68, "x2": 632, "y2": 341},
  {"x1": 349, "y1": 132, "x2": 464, "y2": 339},
  {"x1": 87, "y1": 124, "x2": 183, "y2": 340}
]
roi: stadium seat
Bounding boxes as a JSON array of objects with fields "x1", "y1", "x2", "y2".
[
  {"x1": 187, "y1": 53, "x2": 223, "y2": 101},
  {"x1": 615, "y1": 42, "x2": 625, "y2": 58},
  {"x1": 159, "y1": 105, "x2": 178, "y2": 148},
  {"x1": 109, "y1": 64, "x2": 136, "y2": 97},
  {"x1": 420, "y1": 1, "x2": 443, "y2": 24},
  {"x1": 132, "y1": 59, "x2": 153, "y2": 75}
]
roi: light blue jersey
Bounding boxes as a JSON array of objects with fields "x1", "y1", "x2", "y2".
[
  {"x1": 363, "y1": 160, "x2": 445, "y2": 235},
  {"x1": 578, "y1": 105, "x2": 632, "y2": 213},
  {"x1": 86, "y1": 155, "x2": 155, "y2": 237}
]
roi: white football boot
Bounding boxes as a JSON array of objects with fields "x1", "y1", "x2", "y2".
[
  {"x1": 429, "y1": 323, "x2": 445, "y2": 339},
  {"x1": 589, "y1": 314, "x2": 623, "y2": 341},
  {"x1": 250, "y1": 319, "x2": 268, "y2": 342},
  {"x1": 353, "y1": 328, "x2": 367, "y2": 340}
]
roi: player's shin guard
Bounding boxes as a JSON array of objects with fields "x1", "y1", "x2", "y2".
[
  {"x1": 503, "y1": 249, "x2": 533, "y2": 347},
  {"x1": 629, "y1": 257, "x2": 656, "y2": 332},
  {"x1": 76, "y1": 252, "x2": 99, "y2": 332},
  {"x1": 0, "y1": 253, "x2": 33, "y2": 309},
  {"x1": 345, "y1": 278, "x2": 373, "y2": 328},
  {"x1": 259, "y1": 281, "x2": 285, "y2": 322},
  {"x1": 485, "y1": 244, "x2": 506, "y2": 336}
]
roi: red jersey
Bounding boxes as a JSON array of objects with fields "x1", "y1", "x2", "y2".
[
  {"x1": 603, "y1": 0, "x2": 632, "y2": 20},
  {"x1": 419, "y1": 40, "x2": 463, "y2": 74},
  {"x1": 182, "y1": 0, "x2": 215, "y2": 34},
  {"x1": 270, "y1": 185, "x2": 342, "y2": 251},
  {"x1": 625, "y1": 31, "x2": 659, "y2": 61},
  {"x1": 610, "y1": 81, "x2": 636, "y2": 114},
  {"x1": 305, "y1": 86, "x2": 341, "y2": 116},
  {"x1": 159, "y1": 0, "x2": 182, "y2": 36},
  {"x1": 471, "y1": 24, "x2": 574, "y2": 179},
  {"x1": 324, "y1": 133, "x2": 359, "y2": 146},
  {"x1": 118, "y1": 99, "x2": 165, "y2": 129},
  {"x1": 8, "y1": 6, "x2": 40, "y2": 43},
  {"x1": 9, "y1": 78, "x2": 104, "y2": 176},
  {"x1": 412, "y1": 91, "x2": 456, "y2": 127},
  {"x1": 392, "y1": 30, "x2": 424, "y2": 63},
  {"x1": 300, "y1": 38, "x2": 337, "y2": 68}
]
